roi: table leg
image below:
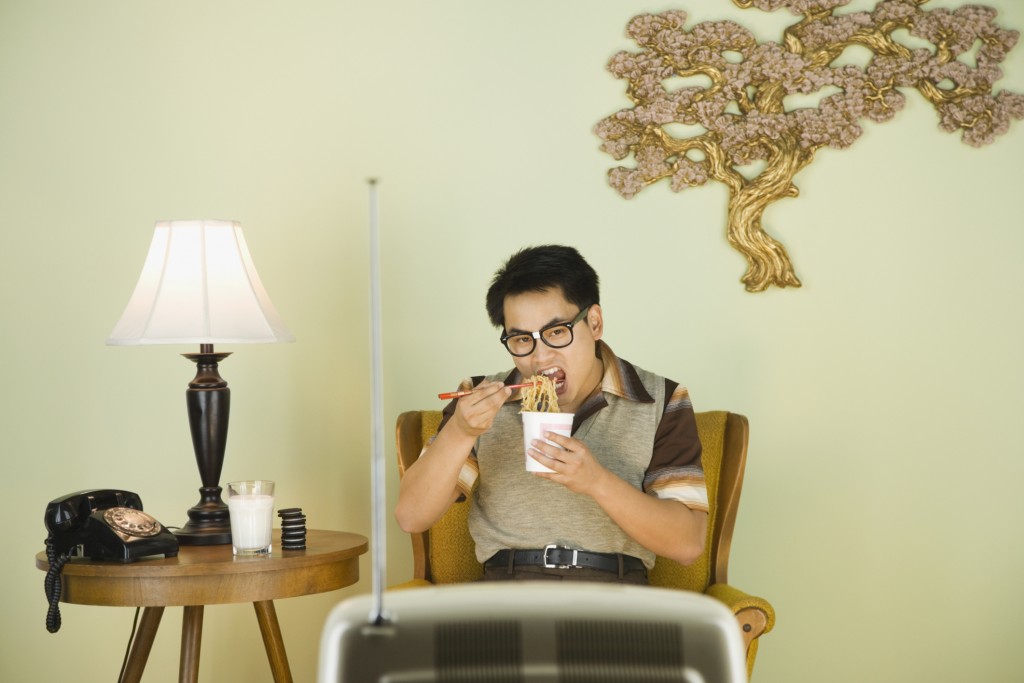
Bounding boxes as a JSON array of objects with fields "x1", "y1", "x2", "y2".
[
  {"x1": 119, "y1": 606, "x2": 164, "y2": 683},
  {"x1": 179, "y1": 605, "x2": 204, "y2": 683},
  {"x1": 253, "y1": 600, "x2": 293, "y2": 683}
]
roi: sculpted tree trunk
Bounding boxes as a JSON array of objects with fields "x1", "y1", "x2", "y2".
[{"x1": 726, "y1": 135, "x2": 812, "y2": 291}]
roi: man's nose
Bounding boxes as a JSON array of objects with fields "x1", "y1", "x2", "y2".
[{"x1": 530, "y1": 337, "x2": 557, "y2": 362}]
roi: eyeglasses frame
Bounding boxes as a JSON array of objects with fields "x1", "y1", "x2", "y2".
[{"x1": 499, "y1": 305, "x2": 593, "y2": 357}]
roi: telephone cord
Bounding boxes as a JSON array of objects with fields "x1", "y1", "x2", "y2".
[{"x1": 43, "y1": 536, "x2": 68, "y2": 633}]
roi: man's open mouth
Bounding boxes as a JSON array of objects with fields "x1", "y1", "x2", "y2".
[{"x1": 541, "y1": 367, "x2": 566, "y2": 393}]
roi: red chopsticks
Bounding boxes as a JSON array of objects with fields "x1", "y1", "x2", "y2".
[{"x1": 438, "y1": 382, "x2": 539, "y2": 400}]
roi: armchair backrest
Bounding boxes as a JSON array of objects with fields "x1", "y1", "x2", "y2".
[{"x1": 395, "y1": 410, "x2": 750, "y2": 590}]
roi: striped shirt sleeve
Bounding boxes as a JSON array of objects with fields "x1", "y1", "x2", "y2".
[
  {"x1": 643, "y1": 380, "x2": 708, "y2": 512},
  {"x1": 436, "y1": 376, "x2": 482, "y2": 499}
]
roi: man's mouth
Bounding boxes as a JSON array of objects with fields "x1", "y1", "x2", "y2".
[{"x1": 540, "y1": 367, "x2": 567, "y2": 393}]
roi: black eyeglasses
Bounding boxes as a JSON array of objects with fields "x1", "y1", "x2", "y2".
[{"x1": 499, "y1": 306, "x2": 592, "y2": 357}]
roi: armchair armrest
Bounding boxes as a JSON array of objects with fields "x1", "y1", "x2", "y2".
[
  {"x1": 706, "y1": 582, "x2": 775, "y2": 679},
  {"x1": 706, "y1": 582, "x2": 775, "y2": 638}
]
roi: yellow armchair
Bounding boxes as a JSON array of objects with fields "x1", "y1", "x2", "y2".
[{"x1": 392, "y1": 409, "x2": 775, "y2": 678}]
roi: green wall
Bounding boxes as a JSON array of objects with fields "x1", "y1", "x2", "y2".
[{"x1": 2, "y1": 1, "x2": 1022, "y2": 681}]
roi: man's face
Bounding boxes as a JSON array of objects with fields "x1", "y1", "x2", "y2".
[{"x1": 502, "y1": 288, "x2": 603, "y2": 415}]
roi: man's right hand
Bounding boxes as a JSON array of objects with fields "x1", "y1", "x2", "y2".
[
  {"x1": 396, "y1": 380, "x2": 511, "y2": 533},
  {"x1": 450, "y1": 381, "x2": 512, "y2": 437}
]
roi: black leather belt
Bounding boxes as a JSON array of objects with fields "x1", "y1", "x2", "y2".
[{"x1": 486, "y1": 545, "x2": 645, "y2": 574}]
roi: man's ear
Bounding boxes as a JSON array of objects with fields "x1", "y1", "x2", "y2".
[{"x1": 589, "y1": 304, "x2": 604, "y2": 341}]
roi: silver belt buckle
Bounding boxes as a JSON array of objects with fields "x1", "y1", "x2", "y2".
[{"x1": 543, "y1": 544, "x2": 579, "y2": 569}]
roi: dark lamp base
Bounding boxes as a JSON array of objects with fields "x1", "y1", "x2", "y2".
[
  {"x1": 179, "y1": 347, "x2": 234, "y2": 546},
  {"x1": 174, "y1": 524, "x2": 232, "y2": 546},
  {"x1": 174, "y1": 485, "x2": 232, "y2": 546}
]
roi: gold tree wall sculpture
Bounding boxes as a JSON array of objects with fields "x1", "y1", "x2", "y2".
[{"x1": 594, "y1": 0, "x2": 1024, "y2": 291}]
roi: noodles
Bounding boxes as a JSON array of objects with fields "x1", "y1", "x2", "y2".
[{"x1": 520, "y1": 374, "x2": 559, "y2": 413}]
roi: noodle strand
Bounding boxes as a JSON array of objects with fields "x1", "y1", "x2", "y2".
[{"x1": 520, "y1": 374, "x2": 559, "y2": 413}]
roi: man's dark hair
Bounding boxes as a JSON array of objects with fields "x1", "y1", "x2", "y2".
[{"x1": 485, "y1": 245, "x2": 600, "y2": 328}]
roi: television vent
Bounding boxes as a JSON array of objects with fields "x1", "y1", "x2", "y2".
[
  {"x1": 556, "y1": 620, "x2": 687, "y2": 682},
  {"x1": 435, "y1": 620, "x2": 522, "y2": 682}
]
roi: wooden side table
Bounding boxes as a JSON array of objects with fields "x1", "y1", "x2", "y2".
[{"x1": 35, "y1": 528, "x2": 368, "y2": 683}]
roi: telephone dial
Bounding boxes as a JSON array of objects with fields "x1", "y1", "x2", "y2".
[{"x1": 43, "y1": 489, "x2": 179, "y2": 633}]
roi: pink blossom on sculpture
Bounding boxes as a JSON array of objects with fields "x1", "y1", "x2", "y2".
[
  {"x1": 598, "y1": 3, "x2": 1021, "y2": 184},
  {"x1": 608, "y1": 166, "x2": 646, "y2": 199},
  {"x1": 671, "y1": 159, "x2": 711, "y2": 191},
  {"x1": 747, "y1": 0, "x2": 852, "y2": 13},
  {"x1": 797, "y1": 12, "x2": 873, "y2": 50},
  {"x1": 872, "y1": 1, "x2": 919, "y2": 25}
]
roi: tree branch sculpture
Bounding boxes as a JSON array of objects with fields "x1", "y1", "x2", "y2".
[{"x1": 594, "y1": 0, "x2": 1024, "y2": 291}]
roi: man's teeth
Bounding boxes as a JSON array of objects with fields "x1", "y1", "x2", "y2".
[{"x1": 540, "y1": 368, "x2": 565, "y2": 389}]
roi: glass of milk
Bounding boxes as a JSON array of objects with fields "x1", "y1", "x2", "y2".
[{"x1": 226, "y1": 480, "x2": 275, "y2": 556}]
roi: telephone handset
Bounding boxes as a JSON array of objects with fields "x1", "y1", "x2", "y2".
[{"x1": 43, "y1": 489, "x2": 179, "y2": 633}]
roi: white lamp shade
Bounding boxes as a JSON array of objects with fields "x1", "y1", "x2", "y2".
[{"x1": 107, "y1": 220, "x2": 295, "y2": 345}]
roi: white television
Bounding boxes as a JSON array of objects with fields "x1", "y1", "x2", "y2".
[{"x1": 318, "y1": 582, "x2": 747, "y2": 683}]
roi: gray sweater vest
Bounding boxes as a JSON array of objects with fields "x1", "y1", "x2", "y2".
[{"x1": 468, "y1": 367, "x2": 665, "y2": 568}]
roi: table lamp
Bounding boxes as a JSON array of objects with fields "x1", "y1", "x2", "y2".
[{"x1": 107, "y1": 219, "x2": 294, "y2": 545}]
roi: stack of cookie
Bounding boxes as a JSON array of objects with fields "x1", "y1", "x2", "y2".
[{"x1": 277, "y1": 508, "x2": 307, "y2": 551}]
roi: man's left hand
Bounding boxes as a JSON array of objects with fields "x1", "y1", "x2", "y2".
[{"x1": 529, "y1": 432, "x2": 610, "y2": 497}]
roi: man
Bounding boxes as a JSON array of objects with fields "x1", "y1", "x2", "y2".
[{"x1": 395, "y1": 245, "x2": 707, "y2": 583}]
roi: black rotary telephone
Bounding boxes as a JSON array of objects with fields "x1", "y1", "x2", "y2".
[{"x1": 43, "y1": 489, "x2": 179, "y2": 633}]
